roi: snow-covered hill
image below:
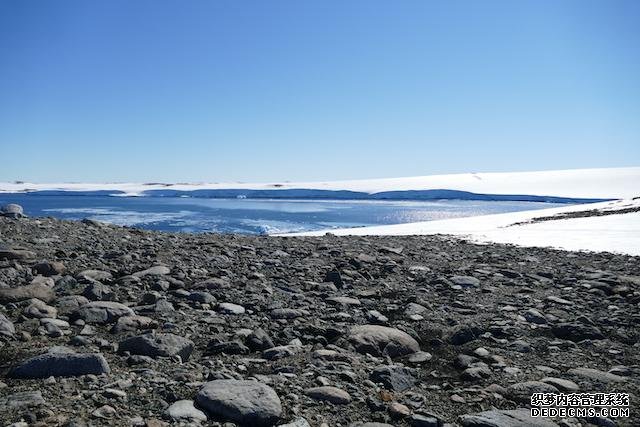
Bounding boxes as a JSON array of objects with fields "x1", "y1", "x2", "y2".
[{"x1": 1, "y1": 167, "x2": 638, "y2": 200}]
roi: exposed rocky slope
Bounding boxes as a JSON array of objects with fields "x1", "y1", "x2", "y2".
[{"x1": 0, "y1": 213, "x2": 638, "y2": 426}]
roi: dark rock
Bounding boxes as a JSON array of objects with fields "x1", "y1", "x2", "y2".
[
  {"x1": 118, "y1": 333, "x2": 194, "y2": 361},
  {"x1": 8, "y1": 352, "x2": 110, "y2": 378},
  {"x1": 369, "y1": 364, "x2": 416, "y2": 392}
]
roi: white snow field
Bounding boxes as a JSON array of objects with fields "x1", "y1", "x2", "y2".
[
  {"x1": 284, "y1": 198, "x2": 640, "y2": 256},
  {"x1": 1, "y1": 166, "x2": 639, "y2": 199}
]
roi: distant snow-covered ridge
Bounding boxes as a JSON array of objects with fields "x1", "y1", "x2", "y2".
[{"x1": 1, "y1": 166, "x2": 638, "y2": 201}]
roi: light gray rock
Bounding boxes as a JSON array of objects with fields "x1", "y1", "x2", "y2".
[
  {"x1": 196, "y1": 379, "x2": 282, "y2": 426},
  {"x1": 0, "y1": 313, "x2": 15, "y2": 337},
  {"x1": 217, "y1": 302, "x2": 245, "y2": 314},
  {"x1": 165, "y1": 400, "x2": 207, "y2": 423},
  {"x1": 1, "y1": 203, "x2": 24, "y2": 218},
  {"x1": 133, "y1": 265, "x2": 171, "y2": 277},
  {"x1": 112, "y1": 315, "x2": 158, "y2": 333},
  {"x1": 279, "y1": 418, "x2": 312, "y2": 427},
  {"x1": 450, "y1": 275, "x2": 480, "y2": 287},
  {"x1": 567, "y1": 367, "x2": 627, "y2": 383},
  {"x1": 118, "y1": 333, "x2": 194, "y2": 361},
  {"x1": 73, "y1": 301, "x2": 134, "y2": 324},
  {"x1": 8, "y1": 352, "x2": 110, "y2": 378},
  {"x1": 0, "y1": 283, "x2": 55, "y2": 304},
  {"x1": 0, "y1": 248, "x2": 36, "y2": 261},
  {"x1": 326, "y1": 296, "x2": 361, "y2": 306},
  {"x1": 540, "y1": 377, "x2": 579, "y2": 392},
  {"x1": 348, "y1": 325, "x2": 420, "y2": 358},
  {"x1": 0, "y1": 391, "x2": 45, "y2": 410},
  {"x1": 76, "y1": 269, "x2": 113, "y2": 282},
  {"x1": 305, "y1": 386, "x2": 352, "y2": 404},
  {"x1": 24, "y1": 298, "x2": 57, "y2": 318},
  {"x1": 460, "y1": 408, "x2": 559, "y2": 426}
]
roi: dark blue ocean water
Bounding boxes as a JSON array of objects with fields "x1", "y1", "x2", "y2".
[{"x1": 0, "y1": 194, "x2": 569, "y2": 234}]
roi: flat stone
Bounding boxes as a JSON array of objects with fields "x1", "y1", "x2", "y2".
[
  {"x1": 217, "y1": 302, "x2": 245, "y2": 314},
  {"x1": 369, "y1": 365, "x2": 416, "y2": 392},
  {"x1": 118, "y1": 333, "x2": 194, "y2": 361},
  {"x1": 165, "y1": 400, "x2": 207, "y2": 422},
  {"x1": 0, "y1": 391, "x2": 45, "y2": 410},
  {"x1": 546, "y1": 295, "x2": 572, "y2": 305},
  {"x1": 112, "y1": 315, "x2": 158, "y2": 333},
  {"x1": 460, "y1": 408, "x2": 559, "y2": 426},
  {"x1": 450, "y1": 275, "x2": 480, "y2": 287},
  {"x1": 76, "y1": 269, "x2": 113, "y2": 281},
  {"x1": 326, "y1": 296, "x2": 361, "y2": 306},
  {"x1": 305, "y1": 386, "x2": 352, "y2": 404},
  {"x1": 551, "y1": 323, "x2": 604, "y2": 341},
  {"x1": 348, "y1": 325, "x2": 420, "y2": 358},
  {"x1": 8, "y1": 352, "x2": 110, "y2": 378},
  {"x1": 567, "y1": 367, "x2": 627, "y2": 383},
  {"x1": 523, "y1": 308, "x2": 547, "y2": 324},
  {"x1": 0, "y1": 248, "x2": 36, "y2": 261},
  {"x1": 270, "y1": 308, "x2": 308, "y2": 319},
  {"x1": 0, "y1": 283, "x2": 55, "y2": 304},
  {"x1": 196, "y1": 379, "x2": 282, "y2": 426},
  {"x1": 540, "y1": 377, "x2": 579, "y2": 392},
  {"x1": 73, "y1": 301, "x2": 135, "y2": 324},
  {"x1": 133, "y1": 265, "x2": 171, "y2": 277},
  {"x1": 506, "y1": 381, "x2": 559, "y2": 403}
]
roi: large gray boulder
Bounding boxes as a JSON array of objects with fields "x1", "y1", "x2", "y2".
[
  {"x1": 1, "y1": 203, "x2": 24, "y2": 218},
  {"x1": 8, "y1": 352, "x2": 110, "y2": 378},
  {"x1": 348, "y1": 325, "x2": 420, "y2": 357},
  {"x1": 196, "y1": 379, "x2": 282, "y2": 426},
  {"x1": 0, "y1": 283, "x2": 55, "y2": 304},
  {"x1": 118, "y1": 333, "x2": 194, "y2": 361},
  {"x1": 73, "y1": 301, "x2": 134, "y2": 324}
]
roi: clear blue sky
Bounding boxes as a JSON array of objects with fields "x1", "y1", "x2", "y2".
[{"x1": 1, "y1": 1, "x2": 638, "y2": 183}]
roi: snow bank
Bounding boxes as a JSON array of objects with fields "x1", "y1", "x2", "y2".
[
  {"x1": 1, "y1": 167, "x2": 638, "y2": 199},
  {"x1": 283, "y1": 199, "x2": 640, "y2": 256}
]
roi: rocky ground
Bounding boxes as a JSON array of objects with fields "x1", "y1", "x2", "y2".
[{"x1": 0, "y1": 207, "x2": 638, "y2": 427}]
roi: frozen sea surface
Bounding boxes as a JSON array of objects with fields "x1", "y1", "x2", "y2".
[{"x1": 0, "y1": 194, "x2": 571, "y2": 235}]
